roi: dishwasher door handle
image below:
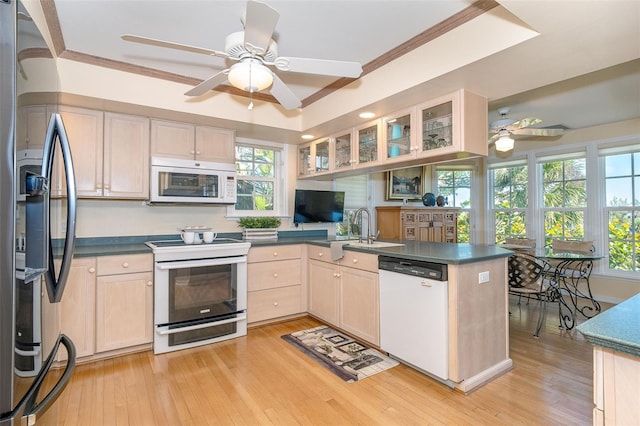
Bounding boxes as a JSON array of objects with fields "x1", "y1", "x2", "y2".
[{"x1": 421, "y1": 280, "x2": 433, "y2": 287}]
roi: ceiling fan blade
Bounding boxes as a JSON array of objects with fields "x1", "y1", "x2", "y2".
[
  {"x1": 243, "y1": 1, "x2": 279, "y2": 55},
  {"x1": 512, "y1": 128, "x2": 565, "y2": 137},
  {"x1": 273, "y1": 57, "x2": 363, "y2": 78},
  {"x1": 185, "y1": 70, "x2": 229, "y2": 97},
  {"x1": 510, "y1": 117, "x2": 542, "y2": 130},
  {"x1": 270, "y1": 74, "x2": 301, "y2": 110},
  {"x1": 121, "y1": 34, "x2": 228, "y2": 58},
  {"x1": 488, "y1": 133, "x2": 501, "y2": 144}
]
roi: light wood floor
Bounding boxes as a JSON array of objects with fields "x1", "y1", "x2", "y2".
[{"x1": 43, "y1": 298, "x2": 605, "y2": 426}]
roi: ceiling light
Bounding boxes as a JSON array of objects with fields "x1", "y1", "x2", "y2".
[
  {"x1": 359, "y1": 112, "x2": 375, "y2": 119},
  {"x1": 301, "y1": 134, "x2": 314, "y2": 140},
  {"x1": 228, "y1": 59, "x2": 273, "y2": 93},
  {"x1": 495, "y1": 131, "x2": 515, "y2": 152}
]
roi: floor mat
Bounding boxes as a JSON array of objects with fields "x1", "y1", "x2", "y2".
[{"x1": 281, "y1": 325, "x2": 399, "y2": 383}]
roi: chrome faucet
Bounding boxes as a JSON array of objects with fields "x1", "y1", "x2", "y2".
[{"x1": 352, "y1": 207, "x2": 379, "y2": 244}]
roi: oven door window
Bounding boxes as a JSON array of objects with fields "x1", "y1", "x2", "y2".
[
  {"x1": 168, "y1": 263, "x2": 237, "y2": 323},
  {"x1": 158, "y1": 171, "x2": 219, "y2": 198}
]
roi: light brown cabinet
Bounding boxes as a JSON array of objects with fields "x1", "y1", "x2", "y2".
[
  {"x1": 57, "y1": 257, "x2": 97, "y2": 360},
  {"x1": 247, "y1": 245, "x2": 305, "y2": 324},
  {"x1": 376, "y1": 206, "x2": 458, "y2": 243},
  {"x1": 151, "y1": 119, "x2": 235, "y2": 163},
  {"x1": 53, "y1": 107, "x2": 150, "y2": 199},
  {"x1": 95, "y1": 253, "x2": 153, "y2": 353},
  {"x1": 307, "y1": 246, "x2": 379, "y2": 345},
  {"x1": 16, "y1": 105, "x2": 48, "y2": 151}
]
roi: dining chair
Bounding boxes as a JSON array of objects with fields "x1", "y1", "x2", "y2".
[
  {"x1": 508, "y1": 252, "x2": 564, "y2": 337},
  {"x1": 505, "y1": 237, "x2": 536, "y2": 255}
]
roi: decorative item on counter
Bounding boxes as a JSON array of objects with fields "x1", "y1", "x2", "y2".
[
  {"x1": 238, "y1": 216, "x2": 281, "y2": 240},
  {"x1": 422, "y1": 192, "x2": 436, "y2": 207},
  {"x1": 436, "y1": 195, "x2": 448, "y2": 207}
]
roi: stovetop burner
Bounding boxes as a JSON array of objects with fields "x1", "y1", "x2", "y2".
[{"x1": 146, "y1": 238, "x2": 252, "y2": 262}]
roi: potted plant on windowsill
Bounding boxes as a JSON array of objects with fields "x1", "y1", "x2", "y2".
[{"x1": 237, "y1": 216, "x2": 281, "y2": 240}]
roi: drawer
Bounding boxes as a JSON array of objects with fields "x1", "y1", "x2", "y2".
[
  {"x1": 97, "y1": 253, "x2": 152, "y2": 276},
  {"x1": 248, "y1": 285, "x2": 302, "y2": 323},
  {"x1": 341, "y1": 251, "x2": 378, "y2": 273},
  {"x1": 248, "y1": 259, "x2": 301, "y2": 291},
  {"x1": 307, "y1": 245, "x2": 333, "y2": 262},
  {"x1": 248, "y1": 244, "x2": 302, "y2": 263}
]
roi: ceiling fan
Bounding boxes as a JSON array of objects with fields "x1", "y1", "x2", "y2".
[
  {"x1": 488, "y1": 108, "x2": 565, "y2": 152},
  {"x1": 121, "y1": 0, "x2": 363, "y2": 110}
]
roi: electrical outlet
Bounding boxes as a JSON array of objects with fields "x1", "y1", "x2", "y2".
[{"x1": 478, "y1": 271, "x2": 490, "y2": 283}]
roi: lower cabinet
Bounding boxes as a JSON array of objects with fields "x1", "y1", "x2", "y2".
[
  {"x1": 247, "y1": 245, "x2": 305, "y2": 324},
  {"x1": 58, "y1": 257, "x2": 97, "y2": 360},
  {"x1": 307, "y1": 246, "x2": 380, "y2": 346},
  {"x1": 95, "y1": 255, "x2": 153, "y2": 352},
  {"x1": 58, "y1": 253, "x2": 153, "y2": 361}
]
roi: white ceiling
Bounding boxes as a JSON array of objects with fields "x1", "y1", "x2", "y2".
[{"x1": 34, "y1": 0, "x2": 640, "y2": 142}]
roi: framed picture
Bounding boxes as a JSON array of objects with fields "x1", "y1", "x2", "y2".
[{"x1": 386, "y1": 166, "x2": 425, "y2": 200}]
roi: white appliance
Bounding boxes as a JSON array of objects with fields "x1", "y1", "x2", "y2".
[
  {"x1": 146, "y1": 239, "x2": 251, "y2": 354},
  {"x1": 378, "y1": 256, "x2": 450, "y2": 385},
  {"x1": 150, "y1": 157, "x2": 237, "y2": 205}
]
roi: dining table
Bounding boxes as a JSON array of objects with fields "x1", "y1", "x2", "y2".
[{"x1": 534, "y1": 248, "x2": 604, "y2": 319}]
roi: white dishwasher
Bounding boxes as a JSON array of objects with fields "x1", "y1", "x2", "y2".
[{"x1": 378, "y1": 255, "x2": 450, "y2": 384}]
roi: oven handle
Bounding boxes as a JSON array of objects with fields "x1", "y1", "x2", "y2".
[
  {"x1": 156, "y1": 313, "x2": 247, "y2": 335},
  {"x1": 156, "y1": 256, "x2": 247, "y2": 270}
]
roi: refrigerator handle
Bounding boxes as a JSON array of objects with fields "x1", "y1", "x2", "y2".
[
  {"x1": 42, "y1": 114, "x2": 77, "y2": 303},
  {"x1": 0, "y1": 334, "x2": 76, "y2": 425}
]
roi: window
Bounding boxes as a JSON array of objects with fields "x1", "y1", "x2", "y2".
[
  {"x1": 602, "y1": 147, "x2": 640, "y2": 272},
  {"x1": 233, "y1": 143, "x2": 283, "y2": 215},
  {"x1": 335, "y1": 175, "x2": 368, "y2": 238},
  {"x1": 489, "y1": 163, "x2": 528, "y2": 243},
  {"x1": 539, "y1": 155, "x2": 587, "y2": 247},
  {"x1": 435, "y1": 168, "x2": 472, "y2": 242}
]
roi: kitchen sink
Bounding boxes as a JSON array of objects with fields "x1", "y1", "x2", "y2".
[{"x1": 345, "y1": 241, "x2": 405, "y2": 248}]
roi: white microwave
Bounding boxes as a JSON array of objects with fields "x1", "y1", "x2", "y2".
[{"x1": 150, "y1": 157, "x2": 237, "y2": 204}]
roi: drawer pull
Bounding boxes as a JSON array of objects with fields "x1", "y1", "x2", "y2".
[
  {"x1": 273, "y1": 252, "x2": 278, "y2": 257},
  {"x1": 273, "y1": 273, "x2": 278, "y2": 278},
  {"x1": 318, "y1": 252, "x2": 323, "y2": 257},
  {"x1": 273, "y1": 302, "x2": 279, "y2": 306},
  {"x1": 122, "y1": 262, "x2": 129, "y2": 268},
  {"x1": 352, "y1": 259, "x2": 358, "y2": 263}
]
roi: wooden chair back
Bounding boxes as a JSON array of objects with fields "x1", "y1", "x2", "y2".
[{"x1": 552, "y1": 239, "x2": 594, "y2": 254}]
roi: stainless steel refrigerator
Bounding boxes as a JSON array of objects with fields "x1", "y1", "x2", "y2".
[{"x1": 1, "y1": 1, "x2": 77, "y2": 424}]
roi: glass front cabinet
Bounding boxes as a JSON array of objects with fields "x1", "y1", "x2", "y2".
[
  {"x1": 354, "y1": 120, "x2": 382, "y2": 169},
  {"x1": 382, "y1": 108, "x2": 415, "y2": 164},
  {"x1": 415, "y1": 89, "x2": 487, "y2": 159},
  {"x1": 333, "y1": 130, "x2": 354, "y2": 173},
  {"x1": 297, "y1": 143, "x2": 313, "y2": 177}
]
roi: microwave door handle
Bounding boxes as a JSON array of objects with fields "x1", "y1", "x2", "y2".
[{"x1": 43, "y1": 114, "x2": 77, "y2": 303}]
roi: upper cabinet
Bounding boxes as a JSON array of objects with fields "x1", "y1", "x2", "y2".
[
  {"x1": 151, "y1": 119, "x2": 235, "y2": 164},
  {"x1": 16, "y1": 105, "x2": 48, "y2": 151},
  {"x1": 297, "y1": 90, "x2": 487, "y2": 179},
  {"x1": 52, "y1": 107, "x2": 150, "y2": 199}
]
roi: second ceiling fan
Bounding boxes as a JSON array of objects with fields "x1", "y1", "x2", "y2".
[
  {"x1": 122, "y1": 0, "x2": 363, "y2": 110},
  {"x1": 489, "y1": 108, "x2": 566, "y2": 152}
]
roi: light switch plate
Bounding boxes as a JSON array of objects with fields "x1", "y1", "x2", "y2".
[{"x1": 479, "y1": 271, "x2": 490, "y2": 283}]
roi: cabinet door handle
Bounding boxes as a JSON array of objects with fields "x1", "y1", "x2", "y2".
[
  {"x1": 335, "y1": 273, "x2": 341, "y2": 278},
  {"x1": 89, "y1": 267, "x2": 95, "y2": 273},
  {"x1": 273, "y1": 301, "x2": 279, "y2": 307},
  {"x1": 122, "y1": 262, "x2": 129, "y2": 268},
  {"x1": 273, "y1": 273, "x2": 278, "y2": 278},
  {"x1": 196, "y1": 150, "x2": 201, "y2": 155},
  {"x1": 147, "y1": 281, "x2": 153, "y2": 286}
]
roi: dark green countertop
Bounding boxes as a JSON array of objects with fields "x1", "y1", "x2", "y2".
[
  {"x1": 69, "y1": 231, "x2": 512, "y2": 266},
  {"x1": 577, "y1": 292, "x2": 640, "y2": 358}
]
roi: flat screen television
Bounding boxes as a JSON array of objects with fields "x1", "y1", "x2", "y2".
[{"x1": 294, "y1": 189, "x2": 345, "y2": 224}]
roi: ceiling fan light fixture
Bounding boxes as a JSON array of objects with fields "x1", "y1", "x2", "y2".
[
  {"x1": 228, "y1": 59, "x2": 273, "y2": 93},
  {"x1": 495, "y1": 134, "x2": 515, "y2": 152}
]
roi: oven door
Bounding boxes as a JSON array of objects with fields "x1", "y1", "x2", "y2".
[{"x1": 154, "y1": 256, "x2": 247, "y2": 353}]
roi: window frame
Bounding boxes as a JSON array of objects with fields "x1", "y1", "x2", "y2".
[
  {"x1": 227, "y1": 138, "x2": 288, "y2": 219},
  {"x1": 487, "y1": 159, "x2": 530, "y2": 244}
]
